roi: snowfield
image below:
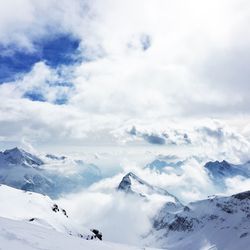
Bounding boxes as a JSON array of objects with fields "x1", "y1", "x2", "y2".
[
  {"x1": 0, "y1": 217, "x2": 161, "y2": 250},
  {"x1": 0, "y1": 184, "x2": 162, "y2": 250},
  {"x1": 0, "y1": 184, "x2": 91, "y2": 238}
]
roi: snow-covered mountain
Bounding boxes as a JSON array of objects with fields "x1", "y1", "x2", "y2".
[
  {"x1": 146, "y1": 190, "x2": 250, "y2": 250},
  {"x1": 204, "y1": 160, "x2": 250, "y2": 180},
  {"x1": 0, "y1": 181, "x2": 161, "y2": 250},
  {"x1": 0, "y1": 148, "x2": 54, "y2": 196},
  {"x1": 0, "y1": 184, "x2": 94, "y2": 238},
  {"x1": 0, "y1": 147, "x2": 102, "y2": 198},
  {"x1": 0, "y1": 147, "x2": 44, "y2": 166},
  {"x1": 0, "y1": 217, "x2": 161, "y2": 250},
  {"x1": 1, "y1": 147, "x2": 249, "y2": 249},
  {"x1": 145, "y1": 157, "x2": 184, "y2": 174},
  {"x1": 118, "y1": 172, "x2": 182, "y2": 208}
]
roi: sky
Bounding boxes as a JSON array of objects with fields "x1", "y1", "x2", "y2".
[
  {"x1": 0, "y1": 0, "x2": 250, "y2": 154},
  {"x1": 1, "y1": 2, "x2": 250, "y2": 246}
]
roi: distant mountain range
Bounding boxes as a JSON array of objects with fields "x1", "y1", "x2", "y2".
[
  {"x1": 0, "y1": 147, "x2": 102, "y2": 198},
  {"x1": 1, "y1": 147, "x2": 248, "y2": 199},
  {"x1": 0, "y1": 147, "x2": 249, "y2": 249},
  {"x1": 145, "y1": 156, "x2": 250, "y2": 183},
  {"x1": 204, "y1": 160, "x2": 250, "y2": 179}
]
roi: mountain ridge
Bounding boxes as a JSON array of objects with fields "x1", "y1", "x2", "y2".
[
  {"x1": 147, "y1": 190, "x2": 250, "y2": 249},
  {"x1": 0, "y1": 147, "x2": 102, "y2": 198}
]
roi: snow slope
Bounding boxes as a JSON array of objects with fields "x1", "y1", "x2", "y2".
[
  {"x1": 0, "y1": 184, "x2": 91, "y2": 238},
  {"x1": 0, "y1": 217, "x2": 161, "y2": 250},
  {"x1": 147, "y1": 190, "x2": 250, "y2": 250}
]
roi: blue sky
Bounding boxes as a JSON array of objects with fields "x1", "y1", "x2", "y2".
[
  {"x1": 0, "y1": 33, "x2": 80, "y2": 104},
  {"x1": 0, "y1": 34, "x2": 80, "y2": 82}
]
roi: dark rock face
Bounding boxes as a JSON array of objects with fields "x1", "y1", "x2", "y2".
[
  {"x1": 153, "y1": 215, "x2": 198, "y2": 233},
  {"x1": 90, "y1": 229, "x2": 102, "y2": 240},
  {"x1": 62, "y1": 209, "x2": 68, "y2": 218},
  {"x1": 52, "y1": 204, "x2": 60, "y2": 213},
  {"x1": 46, "y1": 154, "x2": 66, "y2": 161},
  {"x1": 51, "y1": 204, "x2": 69, "y2": 218},
  {"x1": 117, "y1": 172, "x2": 133, "y2": 193},
  {"x1": 233, "y1": 191, "x2": 250, "y2": 200},
  {"x1": 240, "y1": 232, "x2": 248, "y2": 238},
  {"x1": 168, "y1": 216, "x2": 198, "y2": 232},
  {"x1": 216, "y1": 202, "x2": 235, "y2": 214},
  {"x1": 184, "y1": 206, "x2": 190, "y2": 212}
]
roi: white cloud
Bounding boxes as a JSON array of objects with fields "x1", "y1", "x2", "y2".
[
  {"x1": 1, "y1": 0, "x2": 250, "y2": 152},
  {"x1": 57, "y1": 152, "x2": 250, "y2": 245},
  {"x1": 58, "y1": 190, "x2": 155, "y2": 245},
  {"x1": 0, "y1": 0, "x2": 89, "y2": 51},
  {"x1": 224, "y1": 176, "x2": 250, "y2": 195},
  {"x1": 0, "y1": 1, "x2": 250, "y2": 246}
]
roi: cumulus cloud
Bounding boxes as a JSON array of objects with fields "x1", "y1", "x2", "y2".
[
  {"x1": 1, "y1": 0, "x2": 250, "y2": 151},
  {"x1": 224, "y1": 176, "x2": 250, "y2": 195},
  {"x1": 66, "y1": 0, "x2": 250, "y2": 117},
  {"x1": 58, "y1": 190, "x2": 157, "y2": 245},
  {"x1": 87, "y1": 155, "x2": 221, "y2": 203},
  {"x1": 0, "y1": 1, "x2": 249, "y2": 246},
  {"x1": 57, "y1": 151, "x2": 250, "y2": 245},
  {"x1": 58, "y1": 156, "x2": 215, "y2": 245},
  {"x1": 0, "y1": 0, "x2": 89, "y2": 51}
]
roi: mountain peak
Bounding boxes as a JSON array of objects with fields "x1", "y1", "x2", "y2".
[
  {"x1": 205, "y1": 160, "x2": 230, "y2": 167},
  {"x1": 124, "y1": 172, "x2": 141, "y2": 180},
  {"x1": 1, "y1": 147, "x2": 43, "y2": 167},
  {"x1": 117, "y1": 172, "x2": 181, "y2": 205},
  {"x1": 117, "y1": 172, "x2": 150, "y2": 194},
  {"x1": 204, "y1": 160, "x2": 249, "y2": 180},
  {"x1": 126, "y1": 172, "x2": 136, "y2": 177},
  {"x1": 4, "y1": 147, "x2": 23, "y2": 155},
  {"x1": 117, "y1": 172, "x2": 133, "y2": 193},
  {"x1": 204, "y1": 160, "x2": 231, "y2": 175}
]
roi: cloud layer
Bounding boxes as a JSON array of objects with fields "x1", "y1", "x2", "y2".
[
  {"x1": 58, "y1": 151, "x2": 250, "y2": 246},
  {"x1": 1, "y1": 0, "x2": 250, "y2": 150}
]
